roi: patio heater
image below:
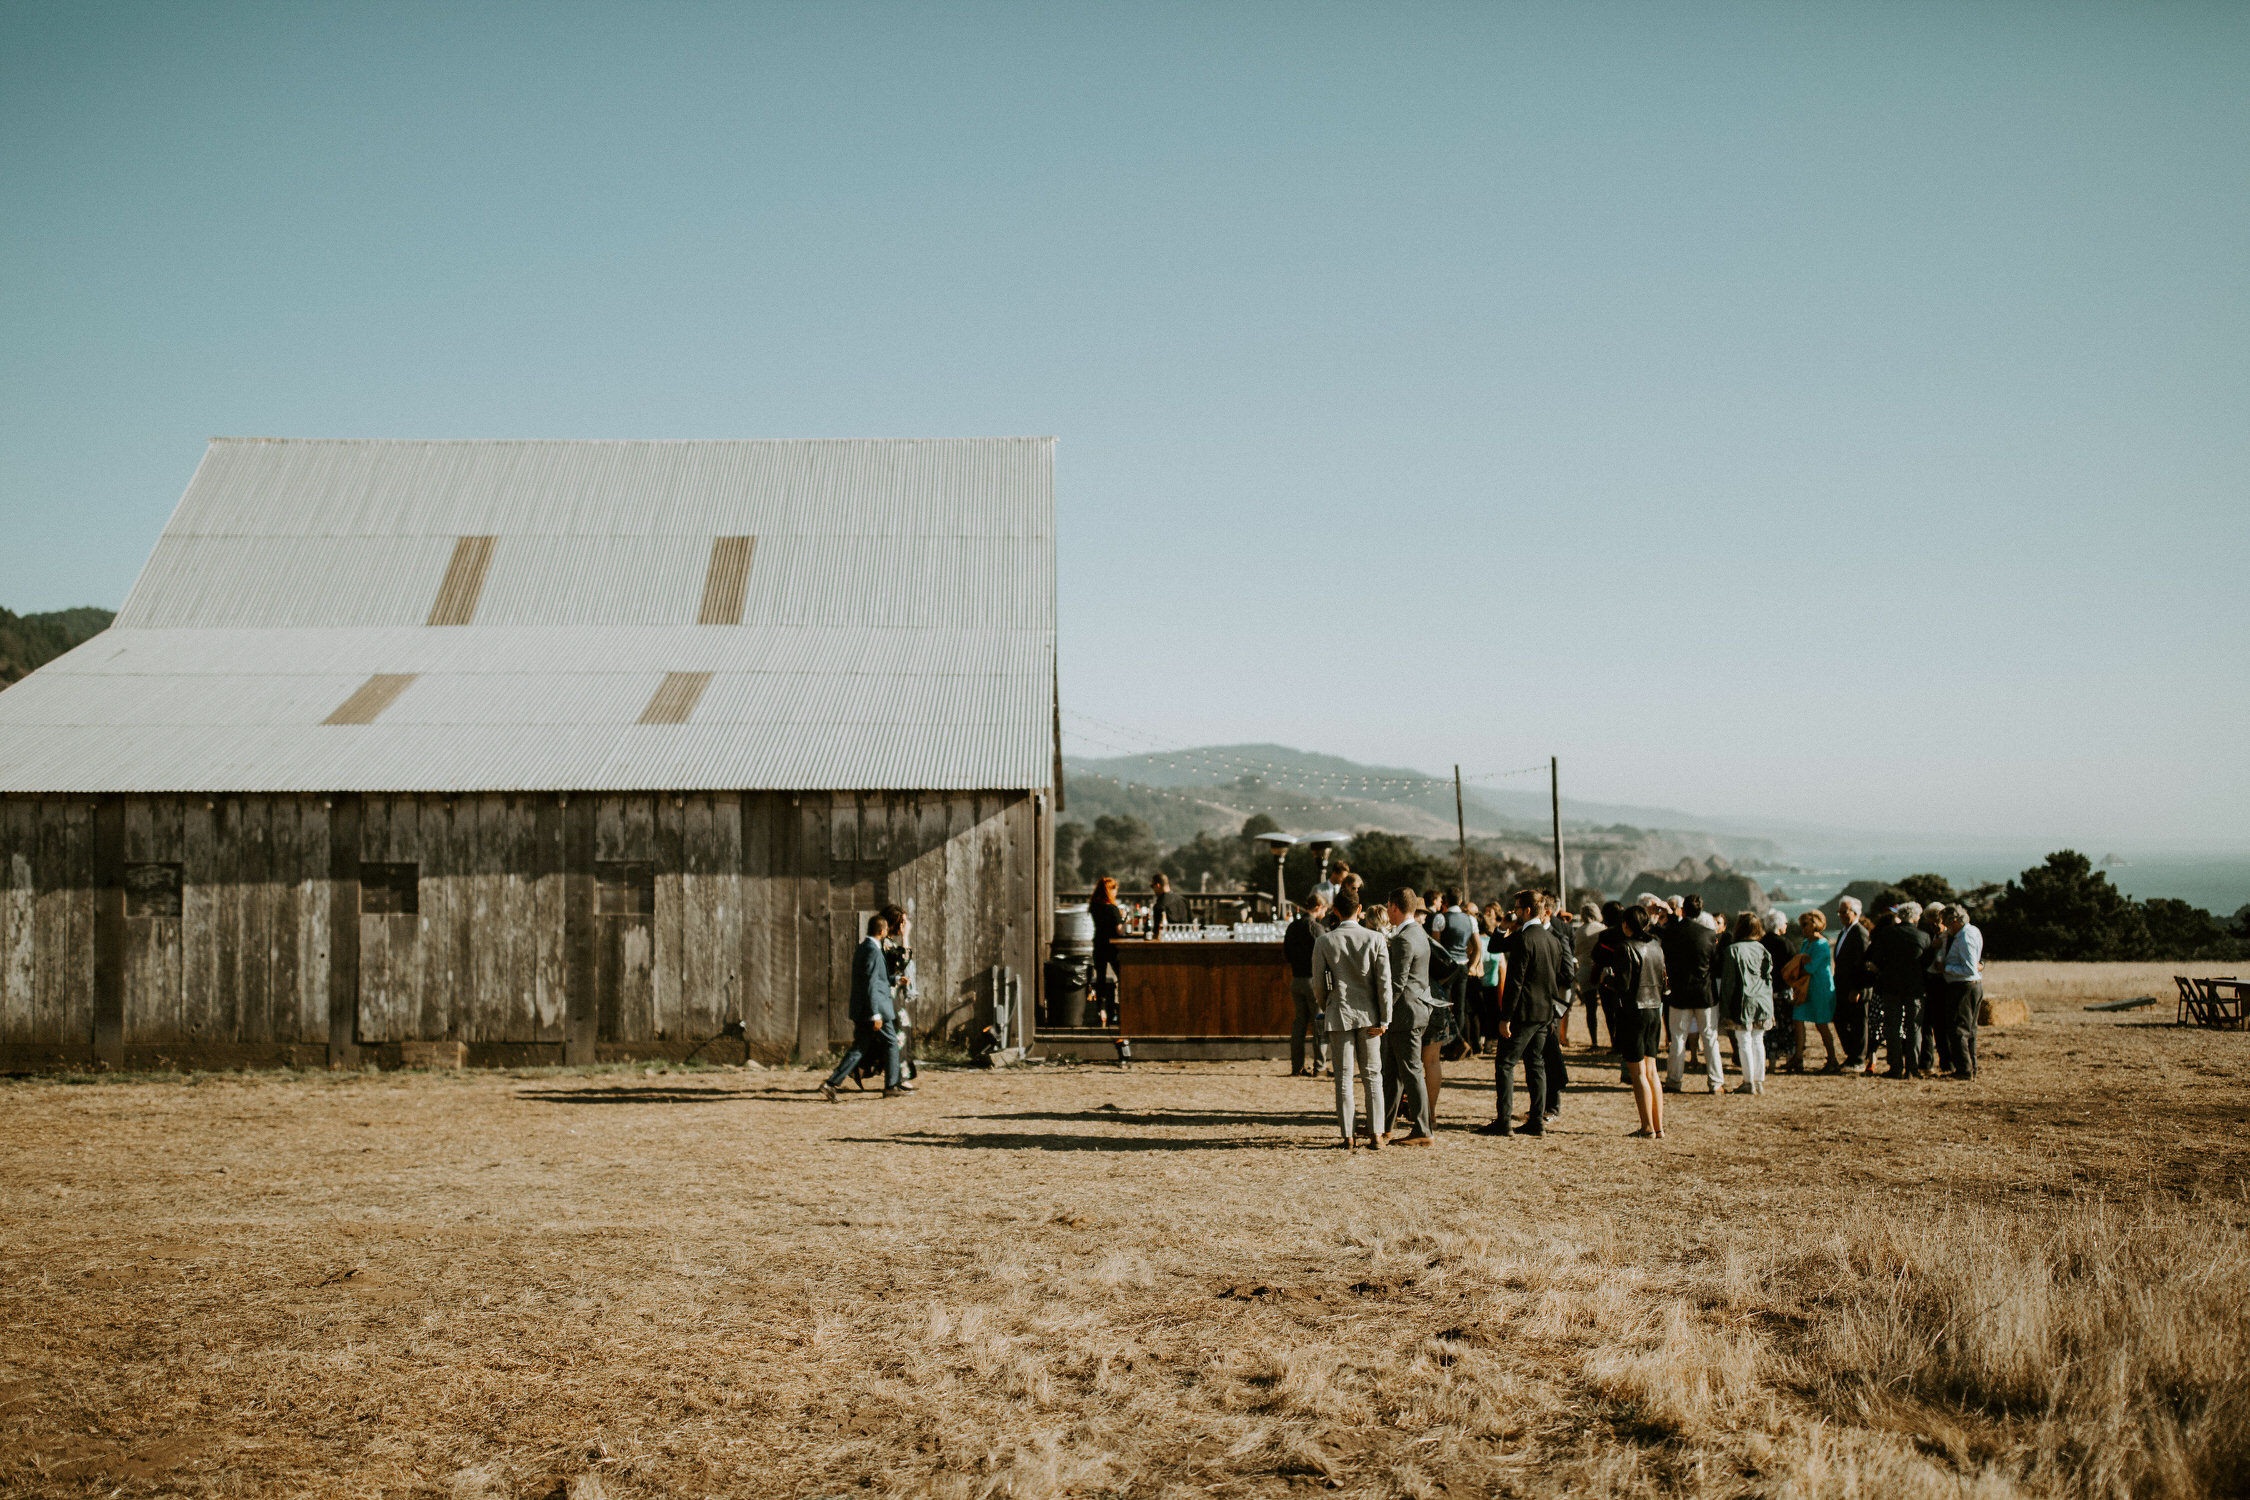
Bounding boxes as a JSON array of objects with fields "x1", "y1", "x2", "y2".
[{"x1": 1252, "y1": 832, "x2": 1298, "y2": 917}]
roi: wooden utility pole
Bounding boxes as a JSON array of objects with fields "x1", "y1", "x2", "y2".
[
  {"x1": 1453, "y1": 765, "x2": 1470, "y2": 906},
  {"x1": 1550, "y1": 755, "x2": 1567, "y2": 912}
]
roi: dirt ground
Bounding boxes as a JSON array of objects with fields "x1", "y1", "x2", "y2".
[{"x1": 3, "y1": 964, "x2": 2247, "y2": 1499}]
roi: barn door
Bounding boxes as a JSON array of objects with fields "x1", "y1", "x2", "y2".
[{"x1": 596, "y1": 860, "x2": 654, "y2": 1041}]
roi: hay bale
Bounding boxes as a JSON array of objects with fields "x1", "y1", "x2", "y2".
[
  {"x1": 399, "y1": 1040, "x2": 467, "y2": 1069},
  {"x1": 1982, "y1": 995, "x2": 2030, "y2": 1026}
]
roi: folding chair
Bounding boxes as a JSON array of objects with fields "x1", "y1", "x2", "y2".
[
  {"x1": 2176, "y1": 975, "x2": 2214, "y2": 1027},
  {"x1": 2208, "y1": 978, "x2": 2248, "y2": 1032}
]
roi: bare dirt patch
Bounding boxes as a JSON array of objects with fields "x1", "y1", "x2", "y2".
[{"x1": 2, "y1": 999, "x2": 2246, "y2": 1498}]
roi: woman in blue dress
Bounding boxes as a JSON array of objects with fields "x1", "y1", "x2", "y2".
[{"x1": 1787, "y1": 908, "x2": 1842, "y2": 1073}]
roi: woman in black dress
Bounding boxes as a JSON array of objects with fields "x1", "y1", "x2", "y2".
[{"x1": 1088, "y1": 876, "x2": 1124, "y2": 1027}]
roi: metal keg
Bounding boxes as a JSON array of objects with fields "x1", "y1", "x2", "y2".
[{"x1": 1052, "y1": 904, "x2": 1095, "y2": 957}]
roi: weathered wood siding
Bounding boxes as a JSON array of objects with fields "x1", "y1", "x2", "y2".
[{"x1": 0, "y1": 789, "x2": 1042, "y2": 1068}]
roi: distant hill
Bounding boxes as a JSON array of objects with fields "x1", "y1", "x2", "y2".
[
  {"x1": 0, "y1": 606, "x2": 112, "y2": 686},
  {"x1": 1059, "y1": 743, "x2": 1790, "y2": 896},
  {"x1": 1064, "y1": 744, "x2": 1784, "y2": 853}
]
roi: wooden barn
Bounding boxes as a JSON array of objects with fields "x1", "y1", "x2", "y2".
[{"x1": 0, "y1": 437, "x2": 1057, "y2": 1070}]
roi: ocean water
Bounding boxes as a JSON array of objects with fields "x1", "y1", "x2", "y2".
[{"x1": 1743, "y1": 851, "x2": 2250, "y2": 919}]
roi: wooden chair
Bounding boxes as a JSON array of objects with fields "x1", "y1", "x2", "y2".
[
  {"x1": 2208, "y1": 978, "x2": 2249, "y2": 1031},
  {"x1": 2177, "y1": 974, "x2": 2215, "y2": 1027}
]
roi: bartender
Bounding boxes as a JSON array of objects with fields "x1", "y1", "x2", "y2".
[{"x1": 1147, "y1": 871, "x2": 1188, "y2": 936}]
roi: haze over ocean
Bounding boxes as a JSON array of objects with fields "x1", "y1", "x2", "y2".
[{"x1": 3, "y1": 4, "x2": 2244, "y2": 853}]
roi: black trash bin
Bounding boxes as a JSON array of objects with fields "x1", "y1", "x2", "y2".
[{"x1": 1044, "y1": 955, "x2": 1092, "y2": 1028}]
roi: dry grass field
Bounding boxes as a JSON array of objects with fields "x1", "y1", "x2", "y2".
[{"x1": 4, "y1": 964, "x2": 2248, "y2": 1499}]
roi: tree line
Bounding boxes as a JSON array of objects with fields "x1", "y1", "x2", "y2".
[
  {"x1": 1058, "y1": 813, "x2": 1574, "y2": 911},
  {"x1": 1062, "y1": 817, "x2": 2248, "y2": 963},
  {"x1": 1878, "y1": 851, "x2": 2246, "y2": 962}
]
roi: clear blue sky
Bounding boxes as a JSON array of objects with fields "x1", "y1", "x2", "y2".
[{"x1": 3, "y1": 3, "x2": 2245, "y2": 847}]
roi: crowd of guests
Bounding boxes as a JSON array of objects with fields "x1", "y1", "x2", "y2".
[{"x1": 1280, "y1": 874, "x2": 1987, "y2": 1148}]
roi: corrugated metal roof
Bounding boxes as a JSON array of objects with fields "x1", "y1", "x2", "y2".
[{"x1": 3, "y1": 439, "x2": 1055, "y2": 793}]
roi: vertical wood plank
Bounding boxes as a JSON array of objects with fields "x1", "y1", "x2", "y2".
[
  {"x1": 358, "y1": 796, "x2": 390, "y2": 1043},
  {"x1": 534, "y1": 795, "x2": 566, "y2": 1042},
  {"x1": 740, "y1": 793, "x2": 785, "y2": 1054},
  {"x1": 413, "y1": 797, "x2": 450, "y2": 1041},
  {"x1": 562, "y1": 795, "x2": 595, "y2": 1061},
  {"x1": 329, "y1": 795, "x2": 360, "y2": 1062},
  {"x1": 296, "y1": 798, "x2": 328, "y2": 1045},
  {"x1": 595, "y1": 796, "x2": 627, "y2": 864},
  {"x1": 182, "y1": 798, "x2": 218, "y2": 1045},
  {"x1": 709, "y1": 791, "x2": 742, "y2": 1040},
  {"x1": 66, "y1": 801, "x2": 97, "y2": 1047},
  {"x1": 210, "y1": 799, "x2": 243, "y2": 1043},
  {"x1": 502, "y1": 796, "x2": 534, "y2": 1042},
  {"x1": 121, "y1": 799, "x2": 171, "y2": 1044},
  {"x1": 616, "y1": 795, "x2": 655, "y2": 1041},
  {"x1": 456, "y1": 795, "x2": 487, "y2": 1040},
  {"x1": 653, "y1": 795, "x2": 684, "y2": 1039},
  {"x1": 236, "y1": 796, "x2": 274, "y2": 1045},
  {"x1": 32, "y1": 801, "x2": 67, "y2": 1043},
  {"x1": 92, "y1": 798, "x2": 125, "y2": 1066},
  {"x1": 267, "y1": 799, "x2": 300, "y2": 1044},
  {"x1": 794, "y1": 794, "x2": 829, "y2": 1059},
  {"x1": 912, "y1": 797, "x2": 949, "y2": 1036},
  {"x1": 940, "y1": 794, "x2": 976, "y2": 1037},
  {"x1": 1, "y1": 801, "x2": 33, "y2": 1041}
]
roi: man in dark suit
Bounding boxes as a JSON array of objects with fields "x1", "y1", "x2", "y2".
[
  {"x1": 1660, "y1": 893, "x2": 1721, "y2": 1093},
  {"x1": 1382, "y1": 889, "x2": 1437, "y2": 1144},
  {"x1": 1283, "y1": 894, "x2": 1331, "y2": 1077},
  {"x1": 819, "y1": 912, "x2": 902, "y2": 1100},
  {"x1": 1865, "y1": 900, "x2": 1933, "y2": 1079},
  {"x1": 1830, "y1": 896, "x2": 1871, "y2": 1067},
  {"x1": 1479, "y1": 890, "x2": 1570, "y2": 1137}
]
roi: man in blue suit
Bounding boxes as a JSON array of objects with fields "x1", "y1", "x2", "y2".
[{"x1": 820, "y1": 912, "x2": 906, "y2": 1100}]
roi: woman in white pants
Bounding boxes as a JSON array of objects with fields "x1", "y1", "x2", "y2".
[{"x1": 1714, "y1": 912, "x2": 1777, "y2": 1094}]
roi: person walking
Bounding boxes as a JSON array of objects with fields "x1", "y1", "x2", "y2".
[
  {"x1": 1283, "y1": 894, "x2": 1331, "y2": 1076},
  {"x1": 879, "y1": 904, "x2": 920, "y2": 1089},
  {"x1": 1615, "y1": 905, "x2": 1669, "y2": 1136},
  {"x1": 1831, "y1": 897, "x2": 1871, "y2": 1067},
  {"x1": 1785, "y1": 909, "x2": 1843, "y2": 1071},
  {"x1": 1714, "y1": 913, "x2": 1776, "y2": 1094},
  {"x1": 819, "y1": 912, "x2": 903, "y2": 1100},
  {"x1": 1381, "y1": 890, "x2": 1437, "y2": 1144},
  {"x1": 1865, "y1": 901, "x2": 1933, "y2": 1079},
  {"x1": 1938, "y1": 904, "x2": 1985, "y2": 1079},
  {"x1": 1662, "y1": 893, "x2": 1723, "y2": 1094},
  {"x1": 1480, "y1": 889, "x2": 1570, "y2": 1137},
  {"x1": 1309, "y1": 889, "x2": 1392, "y2": 1149}
]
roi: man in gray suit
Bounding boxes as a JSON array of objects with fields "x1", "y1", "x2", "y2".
[
  {"x1": 1309, "y1": 888, "x2": 1391, "y2": 1150},
  {"x1": 1382, "y1": 889, "x2": 1437, "y2": 1145}
]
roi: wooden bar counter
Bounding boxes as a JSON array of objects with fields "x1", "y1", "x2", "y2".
[{"x1": 1113, "y1": 939, "x2": 1293, "y2": 1060}]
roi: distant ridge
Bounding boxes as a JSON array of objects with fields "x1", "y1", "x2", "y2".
[
  {"x1": 0, "y1": 606, "x2": 112, "y2": 687},
  {"x1": 1065, "y1": 742, "x2": 1748, "y2": 838}
]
